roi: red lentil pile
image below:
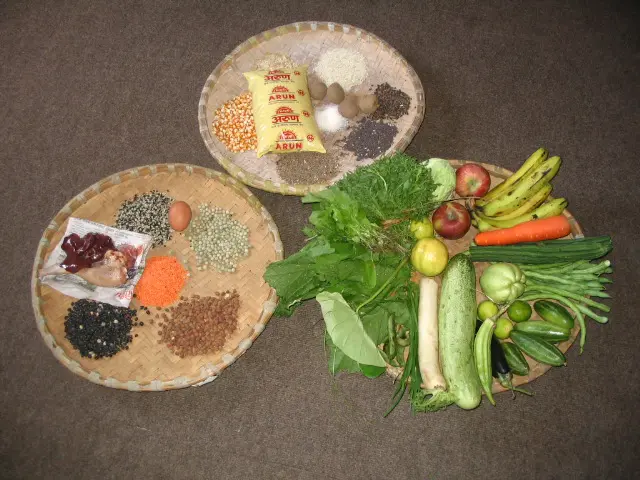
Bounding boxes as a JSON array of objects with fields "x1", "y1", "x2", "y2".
[
  {"x1": 158, "y1": 291, "x2": 240, "y2": 357},
  {"x1": 212, "y1": 92, "x2": 257, "y2": 152},
  {"x1": 134, "y1": 256, "x2": 187, "y2": 307}
]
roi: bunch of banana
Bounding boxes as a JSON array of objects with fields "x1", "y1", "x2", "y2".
[{"x1": 472, "y1": 147, "x2": 568, "y2": 232}]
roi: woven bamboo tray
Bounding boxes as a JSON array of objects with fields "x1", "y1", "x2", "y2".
[
  {"x1": 387, "y1": 160, "x2": 583, "y2": 394},
  {"x1": 198, "y1": 21, "x2": 425, "y2": 196},
  {"x1": 31, "y1": 164, "x2": 283, "y2": 391}
]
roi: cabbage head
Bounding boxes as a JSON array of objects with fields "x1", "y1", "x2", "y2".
[{"x1": 423, "y1": 158, "x2": 456, "y2": 202}]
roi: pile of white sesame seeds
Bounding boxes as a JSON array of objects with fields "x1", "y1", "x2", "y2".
[{"x1": 312, "y1": 48, "x2": 367, "y2": 91}]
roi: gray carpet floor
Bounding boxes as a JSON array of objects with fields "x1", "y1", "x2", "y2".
[{"x1": 1, "y1": 1, "x2": 639, "y2": 478}]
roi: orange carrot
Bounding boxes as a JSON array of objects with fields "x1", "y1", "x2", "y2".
[
  {"x1": 135, "y1": 256, "x2": 187, "y2": 307},
  {"x1": 474, "y1": 215, "x2": 571, "y2": 246}
]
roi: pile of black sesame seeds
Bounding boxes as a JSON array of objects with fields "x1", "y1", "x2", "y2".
[
  {"x1": 64, "y1": 299, "x2": 139, "y2": 359},
  {"x1": 115, "y1": 191, "x2": 173, "y2": 247}
]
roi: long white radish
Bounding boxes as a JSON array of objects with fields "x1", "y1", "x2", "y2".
[{"x1": 418, "y1": 277, "x2": 447, "y2": 392}]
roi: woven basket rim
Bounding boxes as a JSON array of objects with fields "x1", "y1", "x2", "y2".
[
  {"x1": 198, "y1": 20, "x2": 426, "y2": 196},
  {"x1": 31, "y1": 163, "x2": 283, "y2": 391}
]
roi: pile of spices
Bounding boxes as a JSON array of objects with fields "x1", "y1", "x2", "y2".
[
  {"x1": 64, "y1": 299, "x2": 138, "y2": 359},
  {"x1": 212, "y1": 92, "x2": 257, "y2": 153},
  {"x1": 253, "y1": 53, "x2": 295, "y2": 70},
  {"x1": 370, "y1": 83, "x2": 411, "y2": 120},
  {"x1": 115, "y1": 191, "x2": 173, "y2": 247},
  {"x1": 158, "y1": 291, "x2": 240, "y2": 357},
  {"x1": 312, "y1": 48, "x2": 367, "y2": 91},
  {"x1": 134, "y1": 256, "x2": 187, "y2": 307},
  {"x1": 343, "y1": 118, "x2": 398, "y2": 161},
  {"x1": 186, "y1": 204, "x2": 251, "y2": 272},
  {"x1": 276, "y1": 151, "x2": 341, "y2": 185},
  {"x1": 314, "y1": 104, "x2": 348, "y2": 133}
]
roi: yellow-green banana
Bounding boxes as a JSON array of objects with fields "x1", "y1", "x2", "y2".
[
  {"x1": 489, "y1": 183, "x2": 553, "y2": 220},
  {"x1": 477, "y1": 198, "x2": 568, "y2": 229},
  {"x1": 476, "y1": 147, "x2": 548, "y2": 207},
  {"x1": 472, "y1": 212, "x2": 497, "y2": 232},
  {"x1": 478, "y1": 156, "x2": 562, "y2": 217}
]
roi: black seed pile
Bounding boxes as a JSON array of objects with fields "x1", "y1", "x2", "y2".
[
  {"x1": 65, "y1": 299, "x2": 138, "y2": 359},
  {"x1": 343, "y1": 118, "x2": 399, "y2": 161},
  {"x1": 370, "y1": 83, "x2": 411, "y2": 120},
  {"x1": 115, "y1": 191, "x2": 173, "y2": 247}
]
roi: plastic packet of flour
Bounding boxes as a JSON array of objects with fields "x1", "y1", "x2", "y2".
[{"x1": 244, "y1": 66, "x2": 325, "y2": 158}]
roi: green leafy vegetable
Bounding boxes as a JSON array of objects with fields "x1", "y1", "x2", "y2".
[
  {"x1": 325, "y1": 334, "x2": 385, "y2": 378},
  {"x1": 325, "y1": 334, "x2": 360, "y2": 374},
  {"x1": 303, "y1": 189, "x2": 384, "y2": 249},
  {"x1": 336, "y1": 153, "x2": 439, "y2": 224},
  {"x1": 263, "y1": 152, "x2": 449, "y2": 414},
  {"x1": 317, "y1": 292, "x2": 387, "y2": 368}
]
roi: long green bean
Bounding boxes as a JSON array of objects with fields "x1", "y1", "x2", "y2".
[
  {"x1": 574, "y1": 303, "x2": 609, "y2": 324},
  {"x1": 529, "y1": 285, "x2": 610, "y2": 312}
]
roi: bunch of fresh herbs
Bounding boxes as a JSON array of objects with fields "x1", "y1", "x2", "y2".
[
  {"x1": 303, "y1": 153, "x2": 440, "y2": 252},
  {"x1": 337, "y1": 152, "x2": 439, "y2": 222}
]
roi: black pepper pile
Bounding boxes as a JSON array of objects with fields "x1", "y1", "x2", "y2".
[
  {"x1": 158, "y1": 291, "x2": 240, "y2": 358},
  {"x1": 343, "y1": 118, "x2": 399, "y2": 161},
  {"x1": 115, "y1": 191, "x2": 173, "y2": 247},
  {"x1": 370, "y1": 83, "x2": 411, "y2": 120},
  {"x1": 64, "y1": 299, "x2": 138, "y2": 359}
]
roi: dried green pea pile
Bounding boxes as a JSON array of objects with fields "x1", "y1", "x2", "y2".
[{"x1": 186, "y1": 204, "x2": 251, "y2": 272}]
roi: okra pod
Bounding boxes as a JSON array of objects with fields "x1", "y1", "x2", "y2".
[{"x1": 475, "y1": 319, "x2": 496, "y2": 406}]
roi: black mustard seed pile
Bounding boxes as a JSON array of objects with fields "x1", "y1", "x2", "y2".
[
  {"x1": 65, "y1": 299, "x2": 138, "y2": 358},
  {"x1": 371, "y1": 83, "x2": 411, "y2": 120},
  {"x1": 115, "y1": 191, "x2": 173, "y2": 247},
  {"x1": 343, "y1": 118, "x2": 399, "y2": 161}
]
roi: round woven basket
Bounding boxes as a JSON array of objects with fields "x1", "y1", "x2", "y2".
[
  {"x1": 386, "y1": 160, "x2": 584, "y2": 393},
  {"x1": 199, "y1": 21, "x2": 425, "y2": 196},
  {"x1": 31, "y1": 164, "x2": 283, "y2": 391}
]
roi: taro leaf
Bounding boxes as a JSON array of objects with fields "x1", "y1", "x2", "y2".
[
  {"x1": 360, "y1": 308, "x2": 391, "y2": 346},
  {"x1": 317, "y1": 292, "x2": 386, "y2": 368},
  {"x1": 326, "y1": 333, "x2": 386, "y2": 378},
  {"x1": 326, "y1": 333, "x2": 360, "y2": 374},
  {"x1": 359, "y1": 364, "x2": 386, "y2": 378}
]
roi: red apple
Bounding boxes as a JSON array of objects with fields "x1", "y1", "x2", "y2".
[
  {"x1": 456, "y1": 163, "x2": 491, "y2": 198},
  {"x1": 432, "y1": 202, "x2": 471, "y2": 240}
]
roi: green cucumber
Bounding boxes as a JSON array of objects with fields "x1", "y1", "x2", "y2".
[
  {"x1": 437, "y1": 254, "x2": 482, "y2": 410},
  {"x1": 514, "y1": 320, "x2": 571, "y2": 342},
  {"x1": 501, "y1": 342, "x2": 529, "y2": 376},
  {"x1": 534, "y1": 300, "x2": 575, "y2": 330},
  {"x1": 510, "y1": 330, "x2": 566, "y2": 367}
]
